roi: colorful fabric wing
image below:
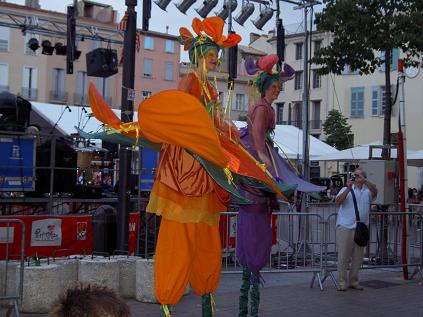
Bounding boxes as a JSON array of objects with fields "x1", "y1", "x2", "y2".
[{"x1": 137, "y1": 89, "x2": 227, "y2": 169}]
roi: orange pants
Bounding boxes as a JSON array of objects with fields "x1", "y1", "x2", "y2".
[{"x1": 154, "y1": 218, "x2": 222, "y2": 305}]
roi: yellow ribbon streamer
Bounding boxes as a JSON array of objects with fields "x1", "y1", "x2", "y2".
[
  {"x1": 223, "y1": 166, "x2": 234, "y2": 185},
  {"x1": 210, "y1": 293, "x2": 217, "y2": 315},
  {"x1": 162, "y1": 304, "x2": 171, "y2": 317}
]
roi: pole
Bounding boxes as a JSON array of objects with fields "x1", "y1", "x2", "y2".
[
  {"x1": 117, "y1": 0, "x2": 137, "y2": 252},
  {"x1": 398, "y1": 60, "x2": 409, "y2": 279},
  {"x1": 301, "y1": 4, "x2": 310, "y2": 182},
  {"x1": 227, "y1": 0, "x2": 237, "y2": 86}
]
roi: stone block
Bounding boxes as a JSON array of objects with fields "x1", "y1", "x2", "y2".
[
  {"x1": 78, "y1": 258, "x2": 119, "y2": 291},
  {"x1": 20, "y1": 263, "x2": 62, "y2": 313},
  {"x1": 135, "y1": 258, "x2": 157, "y2": 303},
  {"x1": 113, "y1": 256, "x2": 138, "y2": 298}
]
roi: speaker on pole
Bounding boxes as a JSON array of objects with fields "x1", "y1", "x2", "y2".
[{"x1": 86, "y1": 48, "x2": 118, "y2": 78}]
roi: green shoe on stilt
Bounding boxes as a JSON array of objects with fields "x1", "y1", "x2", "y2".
[
  {"x1": 202, "y1": 293, "x2": 213, "y2": 317},
  {"x1": 160, "y1": 304, "x2": 171, "y2": 317},
  {"x1": 250, "y1": 281, "x2": 260, "y2": 317},
  {"x1": 238, "y1": 266, "x2": 250, "y2": 317}
]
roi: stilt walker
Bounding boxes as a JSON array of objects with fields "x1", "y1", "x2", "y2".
[{"x1": 237, "y1": 55, "x2": 323, "y2": 317}]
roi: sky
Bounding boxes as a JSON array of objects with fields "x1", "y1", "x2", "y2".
[{"x1": 5, "y1": 0, "x2": 321, "y2": 46}]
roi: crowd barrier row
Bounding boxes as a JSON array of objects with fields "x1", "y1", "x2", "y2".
[{"x1": 217, "y1": 204, "x2": 423, "y2": 291}]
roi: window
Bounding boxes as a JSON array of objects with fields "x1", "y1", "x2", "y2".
[
  {"x1": 24, "y1": 32, "x2": 39, "y2": 55},
  {"x1": 350, "y1": 87, "x2": 364, "y2": 118},
  {"x1": 142, "y1": 91, "x2": 152, "y2": 100},
  {"x1": 22, "y1": 66, "x2": 38, "y2": 100},
  {"x1": 0, "y1": 26, "x2": 10, "y2": 52},
  {"x1": 165, "y1": 40, "x2": 174, "y2": 53},
  {"x1": 164, "y1": 62, "x2": 173, "y2": 81},
  {"x1": 311, "y1": 100, "x2": 321, "y2": 129},
  {"x1": 144, "y1": 36, "x2": 154, "y2": 50},
  {"x1": 380, "y1": 48, "x2": 399, "y2": 72},
  {"x1": 313, "y1": 40, "x2": 322, "y2": 57},
  {"x1": 143, "y1": 58, "x2": 153, "y2": 77},
  {"x1": 97, "y1": 77, "x2": 110, "y2": 98},
  {"x1": 312, "y1": 71, "x2": 321, "y2": 88},
  {"x1": 294, "y1": 71, "x2": 303, "y2": 90},
  {"x1": 89, "y1": 39, "x2": 100, "y2": 51},
  {"x1": 276, "y1": 103, "x2": 284, "y2": 124},
  {"x1": 0, "y1": 64, "x2": 8, "y2": 92},
  {"x1": 234, "y1": 94, "x2": 246, "y2": 111},
  {"x1": 371, "y1": 86, "x2": 380, "y2": 116},
  {"x1": 292, "y1": 102, "x2": 302, "y2": 128},
  {"x1": 76, "y1": 71, "x2": 88, "y2": 103},
  {"x1": 51, "y1": 68, "x2": 67, "y2": 100},
  {"x1": 295, "y1": 42, "x2": 303, "y2": 60}
]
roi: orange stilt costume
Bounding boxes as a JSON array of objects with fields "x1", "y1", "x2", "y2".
[{"x1": 149, "y1": 18, "x2": 240, "y2": 316}]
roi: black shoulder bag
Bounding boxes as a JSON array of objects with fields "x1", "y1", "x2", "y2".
[{"x1": 350, "y1": 189, "x2": 369, "y2": 247}]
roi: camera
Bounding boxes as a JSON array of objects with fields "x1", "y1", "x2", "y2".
[{"x1": 350, "y1": 173, "x2": 356, "y2": 181}]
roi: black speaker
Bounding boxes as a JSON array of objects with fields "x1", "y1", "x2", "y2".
[
  {"x1": 0, "y1": 91, "x2": 31, "y2": 132},
  {"x1": 86, "y1": 48, "x2": 118, "y2": 78}
]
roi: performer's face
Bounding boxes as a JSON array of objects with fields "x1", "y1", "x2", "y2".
[
  {"x1": 201, "y1": 49, "x2": 218, "y2": 71},
  {"x1": 264, "y1": 80, "x2": 282, "y2": 103}
]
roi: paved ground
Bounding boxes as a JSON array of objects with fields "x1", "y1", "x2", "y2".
[{"x1": 18, "y1": 268, "x2": 423, "y2": 317}]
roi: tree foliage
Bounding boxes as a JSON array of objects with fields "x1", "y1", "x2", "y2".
[
  {"x1": 323, "y1": 109, "x2": 354, "y2": 150},
  {"x1": 312, "y1": 0, "x2": 423, "y2": 75},
  {"x1": 312, "y1": 0, "x2": 423, "y2": 152}
]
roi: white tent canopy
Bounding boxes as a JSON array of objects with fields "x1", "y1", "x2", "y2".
[
  {"x1": 313, "y1": 141, "x2": 423, "y2": 166},
  {"x1": 234, "y1": 121, "x2": 339, "y2": 160}
]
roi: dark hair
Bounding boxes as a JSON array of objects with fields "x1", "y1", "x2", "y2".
[{"x1": 49, "y1": 283, "x2": 131, "y2": 317}]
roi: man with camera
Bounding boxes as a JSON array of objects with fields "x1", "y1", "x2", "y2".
[{"x1": 335, "y1": 168, "x2": 378, "y2": 291}]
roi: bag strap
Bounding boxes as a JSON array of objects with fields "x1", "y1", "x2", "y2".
[{"x1": 350, "y1": 187, "x2": 361, "y2": 222}]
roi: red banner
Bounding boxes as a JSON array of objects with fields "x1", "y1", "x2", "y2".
[
  {"x1": 128, "y1": 213, "x2": 140, "y2": 255},
  {"x1": 0, "y1": 215, "x2": 93, "y2": 259}
]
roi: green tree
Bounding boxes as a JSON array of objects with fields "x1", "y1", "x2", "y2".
[
  {"x1": 323, "y1": 109, "x2": 354, "y2": 150},
  {"x1": 312, "y1": 0, "x2": 423, "y2": 156}
]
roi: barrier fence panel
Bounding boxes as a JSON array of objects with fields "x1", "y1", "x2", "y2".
[
  {"x1": 0, "y1": 218, "x2": 25, "y2": 317},
  {"x1": 322, "y1": 211, "x2": 423, "y2": 289},
  {"x1": 220, "y1": 204, "x2": 326, "y2": 290}
]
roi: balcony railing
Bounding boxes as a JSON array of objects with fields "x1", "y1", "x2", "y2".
[
  {"x1": 50, "y1": 90, "x2": 68, "y2": 102},
  {"x1": 74, "y1": 93, "x2": 89, "y2": 105},
  {"x1": 279, "y1": 120, "x2": 322, "y2": 131},
  {"x1": 21, "y1": 87, "x2": 38, "y2": 100},
  {"x1": 0, "y1": 85, "x2": 9, "y2": 93}
]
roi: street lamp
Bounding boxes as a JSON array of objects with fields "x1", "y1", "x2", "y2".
[
  {"x1": 195, "y1": 0, "x2": 218, "y2": 18},
  {"x1": 252, "y1": 6, "x2": 273, "y2": 30},
  {"x1": 154, "y1": 0, "x2": 172, "y2": 11},
  {"x1": 215, "y1": 0, "x2": 237, "y2": 20},
  {"x1": 234, "y1": 2, "x2": 255, "y2": 26},
  {"x1": 175, "y1": 0, "x2": 197, "y2": 14}
]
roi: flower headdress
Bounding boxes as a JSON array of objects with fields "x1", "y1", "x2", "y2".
[
  {"x1": 244, "y1": 54, "x2": 295, "y2": 94},
  {"x1": 178, "y1": 16, "x2": 241, "y2": 64}
]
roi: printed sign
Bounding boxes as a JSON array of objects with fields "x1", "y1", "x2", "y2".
[
  {"x1": 30, "y1": 218, "x2": 62, "y2": 246},
  {"x1": 0, "y1": 227, "x2": 14, "y2": 243},
  {"x1": 76, "y1": 222, "x2": 87, "y2": 241}
]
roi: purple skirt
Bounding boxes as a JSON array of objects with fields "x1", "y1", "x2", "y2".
[{"x1": 236, "y1": 201, "x2": 272, "y2": 280}]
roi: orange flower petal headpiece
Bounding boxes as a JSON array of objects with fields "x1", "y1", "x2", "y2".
[{"x1": 178, "y1": 16, "x2": 241, "y2": 63}]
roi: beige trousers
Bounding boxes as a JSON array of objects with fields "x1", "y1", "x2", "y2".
[{"x1": 336, "y1": 226, "x2": 364, "y2": 288}]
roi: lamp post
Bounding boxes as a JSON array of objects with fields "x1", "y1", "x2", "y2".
[{"x1": 117, "y1": 0, "x2": 137, "y2": 252}]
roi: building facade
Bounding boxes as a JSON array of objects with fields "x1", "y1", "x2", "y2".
[{"x1": 0, "y1": 0, "x2": 180, "y2": 111}]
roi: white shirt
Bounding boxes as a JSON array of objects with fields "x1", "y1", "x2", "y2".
[{"x1": 336, "y1": 185, "x2": 373, "y2": 229}]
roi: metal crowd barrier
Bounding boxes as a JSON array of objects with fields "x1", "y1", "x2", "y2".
[
  {"x1": 0, "y1": 219, "x2": 26, "y2": 317},
  {"x1": 220, "y1": 203, "x2": 327, "y2": 290}
]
